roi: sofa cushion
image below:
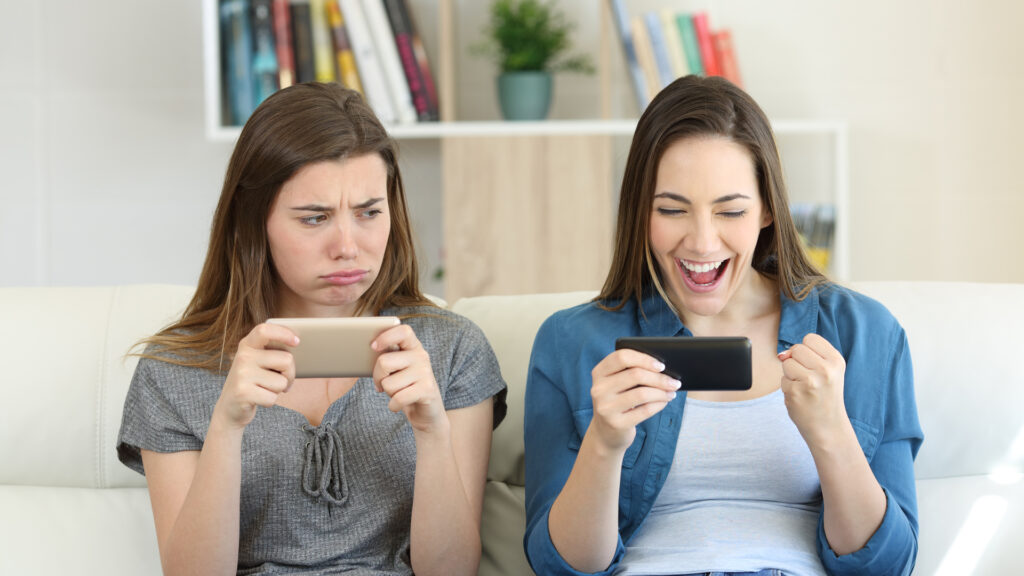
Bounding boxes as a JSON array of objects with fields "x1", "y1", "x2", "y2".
[{"x1": 0, "y1": 485, "x2": 161, "y2": 573}]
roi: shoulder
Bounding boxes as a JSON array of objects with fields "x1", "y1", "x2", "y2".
[
  {"x1": 389, "y1": 305, "x2": 496, "y2": 358},
  {"x1": 130, "y1": 348, "x2": 224, "y2": 403},
  {"x1": 813, "y1": 283, "x2": 902, "y2": 335},
  {"x1": 392, "y1": 305, "x2": 482, "y2": 338},
  {"x1": 538, "y1": 298, "x2": 635, "y2": 340}
]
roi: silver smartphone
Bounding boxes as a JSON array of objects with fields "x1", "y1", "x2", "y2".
[{"x1": 266, "y1": 317, "x2": 401, "y2": 378}]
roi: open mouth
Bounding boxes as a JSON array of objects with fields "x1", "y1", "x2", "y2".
[{"x1": 677, "y1": 258, "x2": 729, "y2": 288}]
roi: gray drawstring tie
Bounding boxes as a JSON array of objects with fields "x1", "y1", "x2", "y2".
[{"x1": 301, "y1": 424, "x2": 347, "y2": 505}]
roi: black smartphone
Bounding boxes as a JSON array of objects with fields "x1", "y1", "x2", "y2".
[{"x1": 614, "y1": 336, "x2": 752, "y2": 391}]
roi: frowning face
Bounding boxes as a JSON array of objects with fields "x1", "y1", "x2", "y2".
[{"x1": 266, "y1": 154, "x2": 391, "y2": 318}]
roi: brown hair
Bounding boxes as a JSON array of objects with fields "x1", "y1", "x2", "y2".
[
  {"x1": 140, "y1": 83, "x2": 432, "y2": 370},
  {"x1": 597, "y1": 75, "x2": 828, "y2": 310}
]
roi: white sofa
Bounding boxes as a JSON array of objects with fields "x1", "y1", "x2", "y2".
[{"x1": 1, "y1": 282, "x2": 1022, "y2": 575}]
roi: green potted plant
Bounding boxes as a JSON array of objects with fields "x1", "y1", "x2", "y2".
[{"x1": 473, "y1": 0, "x2": 594, "y2": 121}]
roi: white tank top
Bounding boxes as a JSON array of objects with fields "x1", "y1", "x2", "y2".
[{"x1": 615, "y1": 389, "x2": 827, "y2": 576}]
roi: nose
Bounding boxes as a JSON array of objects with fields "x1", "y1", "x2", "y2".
[
  {"x1": 684, "y1": 215, "x2": 721, "y2": 256},
  {"x1": 329, "y1": 221, "x2": 358, "y2": 260}
]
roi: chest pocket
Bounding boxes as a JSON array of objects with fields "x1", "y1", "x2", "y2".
[
  {"x1": 850, "y1": 417, "x2": 880, "y2": 460},
  {"x1": 566, "y1": 408, "x2": 647, "y2": 469}
]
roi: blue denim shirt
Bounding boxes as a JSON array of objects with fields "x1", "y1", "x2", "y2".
[{"x1": 524, "y1": 284, "x2": 923, "y2": 576}]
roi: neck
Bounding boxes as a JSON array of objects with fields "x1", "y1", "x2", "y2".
[{"x1": 680, "y1": 272, "x2": 779, "y2": 336}]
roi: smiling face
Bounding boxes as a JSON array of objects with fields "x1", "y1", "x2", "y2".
[
  {"x1": 266, "y1": 154, "x2": 391, "y2": 318},
  {"x1": 649, "y1": 136, "x2": 773, "y2": 322}
]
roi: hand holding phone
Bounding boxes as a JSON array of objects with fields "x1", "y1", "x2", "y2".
[
  {"x1": 615, "y1": 336, "x2": 752, "y2": 391},
  {"x1": 587, "y1": 348, "x2": 681, "y2": 452},
  {"x1": 266, "y1": 317, "x2": 400, "y2": 378}
]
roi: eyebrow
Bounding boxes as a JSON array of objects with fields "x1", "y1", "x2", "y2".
[
  {"x1": 653, "y1": 192, "x2": 751, "y2": 204},
  {"x1": 290, "y1": 197, "x2": 385, "y2": 211}
]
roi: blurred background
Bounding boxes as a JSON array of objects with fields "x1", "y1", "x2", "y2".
[{"x1": 2, "y1": 0, "x2": 1022, "y2": 297}]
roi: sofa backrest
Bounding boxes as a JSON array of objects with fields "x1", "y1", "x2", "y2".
[{"x1": 0, "y1": 285, "x2": 194, "y2": 490}]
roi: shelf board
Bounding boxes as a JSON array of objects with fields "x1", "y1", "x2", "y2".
[{"x1": 206, "y1": 118, "x2": 846, "y2": 142}]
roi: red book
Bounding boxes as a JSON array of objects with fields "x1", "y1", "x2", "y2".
[
  {"x1": 271, "y1": 0, "x2": 295, "y2": 88},
  {"x1": 691, "y1": 12, "x2": 719, "y2": 77},
  {"x1": 711, "y1": 29, "x2": 741, "y2": 87},
  {"x1": 383, "y1": 0, "x2": 438, "y2": 121}
]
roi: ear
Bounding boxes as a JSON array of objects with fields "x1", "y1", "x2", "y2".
[{"x1": 760, "y1": 209, "x2": 773, "y2": 229}]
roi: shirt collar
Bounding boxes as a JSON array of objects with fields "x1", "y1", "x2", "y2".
[
  {"x1": 636, "y1": 289, "x2": 687, "y2": 337},
  {"x1": 778, "y1": 285, "x2": 820, "y2": 347}
]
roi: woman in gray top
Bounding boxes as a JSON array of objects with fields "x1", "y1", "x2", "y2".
[{"x1": 117, "y1": 83, "x2": 507, "y2": 576}]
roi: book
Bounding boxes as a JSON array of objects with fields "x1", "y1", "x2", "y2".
[
  {"x1": 338, "y1": 0, "x2": 397, "y2": 123},
  {"x1": 309, "y1": 0, "x2": 337, "y2": 82},
  {"x1": 383, "y1": 0, "x2": 438, "y2": 121},
  {"x1": 403, "y1": 2, "x2": 439, "y2": 120},
  {"x1": 290, "y1": 0, "x2": 316, "y2": 83},
  {"x1": 643, "y1": 11, "x2": 674, "y2": 89},
  {"x1": 630, "y1": 16, "x2": 660, "y2": 104},
  {"x1": 691, "y1": 12, "x2": 720, "y2": 77},
  {"x1": 251, "y1": 0, "x2": 280, "y2": 105},
  {"x1": 791, "y1": 203, "x2": 834, "y2": 271},
  {"x1": 711, "y1": 29, "x2": 742, "y2": 87},
  {"x1": 675, "y1": 13, "x2": 704, "y2": 76},
  {"x1": 325, "y1": 0, "x2": 363, "y2": 93},
  {"x1": 360, "y1": 0, "x2": 417, "y2": 124},
  {"x1": 271, "y1": 0, "x2": 295, "y2": 88},
  {"x1": 659, "y1": 9, "x2": 689, "y2": 79},
  {"x1": 606, "y1": 0, "x2": 649, "y2": 112},
  {"x1": 220, "y1": 0, "x2": 255, "y2": 126}
]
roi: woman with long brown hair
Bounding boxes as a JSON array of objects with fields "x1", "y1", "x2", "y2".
[
  {"x1": 524, "y1": 76, "x2": 921, "y2": 576},
  {"x1": 117, "y1": 82, "x2": 506, "y2": 576}
]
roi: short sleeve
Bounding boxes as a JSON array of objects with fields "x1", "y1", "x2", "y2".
[
  {"x1": 116, "y1": 356, "x2": 205, "y2": 475},
  {"x1": 436, "y1": 315, "x2": 508, "y2": 428}
]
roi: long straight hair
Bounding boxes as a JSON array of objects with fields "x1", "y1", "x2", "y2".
[
  {"x1": 598, "y1": 75, "x2": 827, "y2": 310},
  {"x1": 140, "y1": 83, "x2": 432, "y2": 370}
]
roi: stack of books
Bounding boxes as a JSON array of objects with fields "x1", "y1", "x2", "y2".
[
  {"x1": 219, "y1": 0, "x2": 439, "y2": 127},
  {"x1": 790, "y1": 203, "x2": 835, "y2": 272},
  {"x1": 607, "y1": 0, "x2": 742, "y2": 112}
]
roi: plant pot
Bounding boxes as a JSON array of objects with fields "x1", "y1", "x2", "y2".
[{"x1": 497, "y1": 71, "x2": 553, "y2": 121}]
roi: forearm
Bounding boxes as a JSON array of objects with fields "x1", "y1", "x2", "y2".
[
  {"x1": 812, "y1": 420, "x2": 887, "y2": 556},
  {"x1": 547, "y1": 428, "x2": 625, "y2": 573},
  {"x1": 410, "y1": 420, "x2": 481, "y2": 576},
  {"x1": 159, "y1": 419, "x2": 244, "y2": 576}
]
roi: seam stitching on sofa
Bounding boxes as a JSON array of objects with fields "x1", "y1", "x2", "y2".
[{"x1": 95, "y1": 286, "x2": 119, "y2": 489}]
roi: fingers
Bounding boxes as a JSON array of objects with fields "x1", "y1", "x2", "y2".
[
  {"x1": 778, "y1": 334, "x2": 845, "y2": 379},
  {"x1": 371, "y1": 326, "x2": 441, "y2": 415},
  {"x1": 241, "y1": 322, "x2": 300, "y2": 351},
  {"x1": 594, "y1": 348, "x2": 664, "y2": 379},
  {"x1": 371, "y1": 323, "x2": 417, "y2": 353},
  {"x1": 593, "y1": 349, "x2": 680, "y2": 394}
]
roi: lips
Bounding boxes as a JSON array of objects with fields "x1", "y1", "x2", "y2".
[
  {"x1": 676, "y1": 258, "x2": 728, "y2": 292},
  {"x1": 322, "y1": 269, "x2": 368, "y2": 286}
]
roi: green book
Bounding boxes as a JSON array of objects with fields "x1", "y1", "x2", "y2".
[{"x1": 676, "y1": 13, "x2": 704, "y2": 76}]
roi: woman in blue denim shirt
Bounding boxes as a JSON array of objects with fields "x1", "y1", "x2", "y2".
[{"x1": 524, "y1": 76, "x2": 922, "y2": 576}]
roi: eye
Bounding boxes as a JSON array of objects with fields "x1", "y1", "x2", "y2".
[
  {"x1": 720, "y1": 210, "x2": 747, "y2": 218},
  {"x1": 655, "y1": 207, "x2": 686, "y2": 216},
  {"x1": 299, "y1": 214, "x2": 328, "y2": 226},
  {"x1": 360, "y1": 208, "x2": 384, "y2": 219}
]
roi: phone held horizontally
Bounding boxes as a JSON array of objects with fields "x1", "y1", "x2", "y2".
[
  {"x1": 267, "y1": 317, "x2": 400, "y2": 378},
  {"x1": 615, "y1": 336, "x2": 752, "y2": 391}
]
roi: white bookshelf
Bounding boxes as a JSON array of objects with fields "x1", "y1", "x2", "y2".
[{"x1": 201, "y1": 0, "x2": 849, "y2": 292}]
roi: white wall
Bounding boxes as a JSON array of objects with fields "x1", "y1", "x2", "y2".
[{"x1": 2, "y1": 0, "x2": 1022, "y2": 291}]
